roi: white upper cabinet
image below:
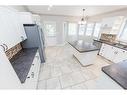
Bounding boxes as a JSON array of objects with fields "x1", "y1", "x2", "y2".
[
  {"x1": 0, "y1": 7, "x2": 27, "y2": 51},
  {"x1": 101, "y1": 16, "x2": 124, "y2": 34},
  {"x1": 0, "y1": 47, "x2": 21, "y2": 89},
  {"x1": 19, "y1": 12, "x2": 41, "y2": 25},
  {"x1": 19, "y1": 12, "x2": 35, "y2": 24}
]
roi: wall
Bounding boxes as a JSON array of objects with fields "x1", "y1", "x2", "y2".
[
  {"x1": 89, "y1": 8, "x2": 127, "y2": 22},
  {"x1": 8, "y1": 6, "x2": 28, "y2": 12},
  {"x1": 40, "y1": 15, "x2": 80, "y2": 46}
]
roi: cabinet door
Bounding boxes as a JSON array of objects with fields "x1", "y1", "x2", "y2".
[
  {"x1": 113, "y1": 49, "x2": 127, "y2": 63},
  {"x1": 0, "y1": 47, "x2": 21, "y2": 89},
  {"x1": 99, "y1": 44, "x2": 116, "y2": 62},
  {"x1": 19, "y1": 12, "x2": 34, "y2": 24},
  {"x1": 99, "y1": 44, "x2": 105, "y2": 56},
  {"x1": 0, "y1": 7, "x2": 22, "y2": 50},
  {"x1": 105, "y1": 46, "x2": 118, "y2": 61}
]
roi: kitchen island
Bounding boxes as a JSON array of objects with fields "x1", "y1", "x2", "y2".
[{"x1": 69, "y1": 40, "x2": 99, "y2": 66}]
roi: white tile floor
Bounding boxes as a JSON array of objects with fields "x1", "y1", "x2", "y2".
[{"x1": 37, "y1": 44, "x2": 123, "y2": 90}]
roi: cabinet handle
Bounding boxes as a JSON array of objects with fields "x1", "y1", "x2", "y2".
[
  {"x1": 3, "y1": 44, "x2": 8, "y2": 50},
  {"x1": 27, "y1": 76, "x2": 30, "y2": 79},
  {"x1": 114, "y1": 51, "x2": 118, "y2": 54},
  {"x1": 36, "y1": 56, "x2": 39, "y2": 60},
  {"x1": 0, "y1": 45, "x2": 6, "y2": 51},
  {"x1": 21, "y1": 36, "x2": 24, "y2": 41},
  {"x1": 31, "y1": 72, "x2": 34, "y2": 78}
]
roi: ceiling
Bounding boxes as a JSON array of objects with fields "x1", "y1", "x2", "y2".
[{"x1": 26, "y1": 6, "x2": 127, "y2": 17}]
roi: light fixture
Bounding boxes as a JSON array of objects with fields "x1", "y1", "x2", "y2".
[{"x1": 78, "y1": 9, "x2": 88, "y2": 25}]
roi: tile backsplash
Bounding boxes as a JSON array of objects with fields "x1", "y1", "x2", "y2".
[
  {"x1": 5, "y1": 43, "x2": 22, "y2": 60},
  {"x1": 100, "y1": 33, "x2": 117, "y2": 43}
]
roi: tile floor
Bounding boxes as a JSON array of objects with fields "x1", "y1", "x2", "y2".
[{"x1": 37, "y1": 44, "x2": 122, "y2": 90}]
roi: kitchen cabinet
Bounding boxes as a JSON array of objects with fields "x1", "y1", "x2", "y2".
[
  {"x1": 0, "y1": 47, "x2": 21, "y2": 89},
  {"x1": 101, "y1": 16, "x2": 124, "y2": 34},
  {"x1": 0, "y1": 7, "x2": 27, "y2": 51},
  {"x1": 113, "y1": 49, "x2": 127, "y2": 63},
  {"x1": 19, "y1": 12, "x2": 41, "y2": 25},
  {"x1": 99, "y1": 44, "x2": 109, "y2": 57},
  {"x1": 99, "y1": 43, "x2": 127, "y2": 63},
  {"x1": 19, "y1": 12, "x2": 35, "y2": 24},
  {"x1": 22, "y1": 51, "x2": 41, "y2": 89}
]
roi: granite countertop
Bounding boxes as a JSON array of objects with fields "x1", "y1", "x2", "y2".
[
  {"x1": 102, "y1": 60, "x2": 127, "y2": 89},
  {"x1": 10, "y1": 48, "x2": 38, "y2": 83},
  {"x1": 94, "y1": 39, "x2": 127, "y2": 51},
  {"x1": 69, "y1": 40, "x2": 99, "y2": 53}
]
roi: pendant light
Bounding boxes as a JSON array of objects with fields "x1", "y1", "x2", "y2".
[{"x1": 78, "y1": 9, "x2": 87, "y2": 25}]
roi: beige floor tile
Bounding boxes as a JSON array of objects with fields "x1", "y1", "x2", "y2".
[
  {"x1": 37, "y1": 80, "x2": 46, "y2": 89},
  {"x1": 38, "y1": 44, "x2": 122, "y2": 90},
  {"x1": 70, "y1": 71, "x2": 86, "y2": 84},
  {"x1": 60, "y1": 65, "x2": 72, "y2": 74},
  {"x1": 71, "y1": 83, "x2": 87, "y2": 89},
  {"x1": 59, "y1": 73, "x2": 74, "y2": 88},
  {"x1": 51, "y1": 66, "x2": 62, "y2": 77},
  {"x1": 46, "y1": 77, "x2": 61, "y2": 89},
  {"x1": 39, "y1": 66, "x2": 51, "y2": 81},
  {"x1": 84, "y1": 73, "x2": 122, "y2": 89},
  {"x1": 80, "y1": 68, "x2": 97, "y2": 81}
]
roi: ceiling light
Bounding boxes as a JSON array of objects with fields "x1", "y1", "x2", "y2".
[{"x1": 78, "y1": 9, "x2": 88, "y2": 25}]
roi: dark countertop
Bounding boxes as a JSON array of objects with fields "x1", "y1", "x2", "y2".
[
  {"x1": 68, "y1": 40, "x2": 99, "y2": 53},
  {"x1": 94, "y1": 39, "x2": 127, "y2": 51},
  {"x1": 102, "y1": 60, "x2": 127, "y2": 89},
  {"x1": 10, "y1": 48, "x2": 38, "y2": 83}
]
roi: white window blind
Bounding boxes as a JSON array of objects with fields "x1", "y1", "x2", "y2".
[
  {"x1": 78, "y1": 24, "x2": 86, "y2": 36},
  {"x1": 85, "y1": 23, "x2": 94, "y2": 36},
  {"x1": 68, "y1": 23, "x2": 77, "y2": 36}
]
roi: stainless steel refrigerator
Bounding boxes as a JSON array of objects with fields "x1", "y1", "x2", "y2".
[{"x1": 22, "y1": 24, "x2": 45, "y2": 63}]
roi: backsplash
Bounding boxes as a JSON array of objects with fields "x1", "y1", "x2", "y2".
[
  {"x1": 5, "y1": 43, "x2": 22, "y2": 60},
  {"x1": 100, "y1": 33, "x2": 117, "y2": 43}
]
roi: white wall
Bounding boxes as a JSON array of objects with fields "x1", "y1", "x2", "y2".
[
  {"x1": 89, "y1": 8, "x2": 127, "y2": 22},
  {"x1": 40, "y1": 15, "x2": 80, "y2": 46},
  {"x1": 8, "y1": 6, "x2": 28, "y2": 12}
]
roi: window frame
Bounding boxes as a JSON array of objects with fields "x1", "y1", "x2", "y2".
[
  {"x1": 44, "y1": 21, "x2": 57, "y2": 37},
  {"x1": 78, "y1": 24, "x2": 86, "y2": 36},
  {"x1": 85, "y1": 23, "x2": 95, "y2": 36},
  {"x1": 68, "y1": 22, "x2": 78, "y2": 36}
]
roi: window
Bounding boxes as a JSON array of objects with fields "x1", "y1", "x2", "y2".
[
  {"x1": 78, "y1": 24, "x2": 86, "y2": 36},
  {"x1": 93, "y1": 23, "x2": 101, "y2": 38},
  {"x1": 68, "y1": 23, "x2": 77, "y2": 35},
  {"x1": 119, "y1": 20, "x2": 127, "y2": 41},
  {"x1": 44, "y1": 22, "x2": 56, "y2": 37},
  {"x1": 85, "y1": 23, "x2": 95, "y2": 36}
]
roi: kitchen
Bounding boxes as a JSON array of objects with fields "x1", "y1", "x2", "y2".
[{"x1": 0, "y1": 5, "x2": 127, "y2": 90}]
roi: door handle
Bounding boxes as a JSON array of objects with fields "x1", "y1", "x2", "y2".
[
  {"x1": 36, "y1": 56, "x2": 39, "y2": 60},
  {"x1": 31, "y1": 72, "x2": 34, "y2": 78},
  {"x1": 21, "y1": 36, "x2": 24, "y2": 41}
]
